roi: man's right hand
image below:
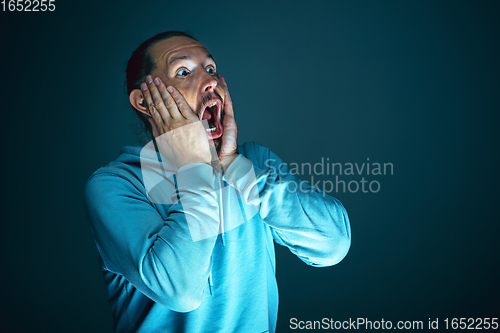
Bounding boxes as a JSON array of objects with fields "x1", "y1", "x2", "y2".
[{"x1": 141, "y1": 75, "x2": 212, "y2": 169}]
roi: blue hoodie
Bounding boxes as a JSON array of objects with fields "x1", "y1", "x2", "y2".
[{"x1": 84, "y1": 141, "x2": 350, "y2": 333}]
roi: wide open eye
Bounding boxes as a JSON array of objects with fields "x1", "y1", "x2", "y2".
[
  {"x1": 206, "y1": 65, "x2": 216, "y2": 75},
  {"x1": 176, "y1": 68, "x2": 190, "y2": 78}
]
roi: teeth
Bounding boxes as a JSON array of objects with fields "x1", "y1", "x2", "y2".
[
  {"x1": 207, "y1": 101, "x2": 217, "y2": 108},
  {"x1": 206, "y1": 127, "x2": 216, "y2": 133}
]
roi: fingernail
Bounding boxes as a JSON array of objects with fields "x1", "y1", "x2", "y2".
[
  {"x1": 167, "y1": 86, "x2": 173, "y2": 93},
  {"x1": 154, "y1": 77, "x2": 160, "y2": 86},
  {"x1": 141, "y1": 82, "x2": 147, "y2": 91},
  {"x1": 147, "y1": 75, "x2": 153, "y2": 84}
]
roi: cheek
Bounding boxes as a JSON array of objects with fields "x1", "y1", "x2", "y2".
[
  {"x1": 155, "y1": 75, "x2": 198, "y2": 111},
  {"x1": 177, "y1": 89, "x2": 198, "y2": 111},
  {"x1": 216, "y1": 86, "x2": 225, "y2": 100},
  {"x1": 164, "y1": 81, "x2": 195, "y2": 104}
]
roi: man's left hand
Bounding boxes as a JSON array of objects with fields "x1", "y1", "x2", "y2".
[{"x1": 218, "y1": 75, "x2": 239, "y2": 171}]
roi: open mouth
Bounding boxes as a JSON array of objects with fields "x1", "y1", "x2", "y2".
[{"x1": 200, "y1": 98, "x2": 223, "y2": 140}]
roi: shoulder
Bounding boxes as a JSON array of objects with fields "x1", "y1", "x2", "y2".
[
  {"x1": 237, "y1": 141, "x2": 285, "y2": 171},
  {"x1": 237, "y1": 141, "x2": 271, "y2": 167},
  {"x1": 84, "y1": 146, "x2": 147, "y2": 202}
]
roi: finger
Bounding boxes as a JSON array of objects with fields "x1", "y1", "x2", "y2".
[
  {"x1": 146, "y1": 75, "x2": 174, "y2": 122},
  {"x1": 154, "y1": 77, "x2": 183, "y2": 119},
  {"x1": 222, "y1": 111, "x2": 237, "y2": 138},
  {"x1": 219, "y1": 77, "x2": 237, "y2": 144},
  {"x1": 141, "y1": 82, "x2": 162, "y2": 119},
  {"x1": 220, "y1": 76, "x2": 235, "y2": 117},
  {"x1": 167, "y1": 86, "x2": 198, "y2": 121},
  {"x1": 148, "y1": 96, "x2": 166, "y2": 135}
]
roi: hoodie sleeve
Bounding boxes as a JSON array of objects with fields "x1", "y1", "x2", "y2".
[
  {"x1": 225, "y1": 142, "x2": 351, "y2": 267},
  {"x1": 83, "y1": 163, "x2": 219, "y2": 313}
]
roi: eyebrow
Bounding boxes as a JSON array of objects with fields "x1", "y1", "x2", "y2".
[{"x1": 168, "y1": 54, "x2": 215, "y2": 66}]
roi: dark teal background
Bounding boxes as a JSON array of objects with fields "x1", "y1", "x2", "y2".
[{"x1": 1, "y1": 0, "x2": 499, "y2": 332}]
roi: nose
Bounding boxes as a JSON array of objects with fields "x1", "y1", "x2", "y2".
[{"x1": 201, "y1": 70, "x2": 218, "y2": 92}]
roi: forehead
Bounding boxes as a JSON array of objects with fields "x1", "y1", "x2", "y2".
[{"x1": 149, "y1": 36, "x2": 211, "y2": 68}]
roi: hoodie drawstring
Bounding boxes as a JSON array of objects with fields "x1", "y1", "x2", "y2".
[
  {"x1": 217, "y1": 170, "x2": 225, "y2": 247},
  {"x1": 208, "y1": 169, "x2": 226, "y2": 296},
  {"x1": 208, "y1": 256, "x2": 214, "y2": 296}
]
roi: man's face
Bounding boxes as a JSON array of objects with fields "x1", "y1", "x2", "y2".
[{"x1": 149, "y1": 36, "x2": 225, "y2": 144}]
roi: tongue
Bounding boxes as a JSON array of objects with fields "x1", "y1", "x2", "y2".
[{"x1": 202, "y1": 109, "x2": 212, "y2": 120}]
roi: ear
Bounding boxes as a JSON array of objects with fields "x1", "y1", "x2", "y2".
[{"x1": 129, "y1": 89, "x2": 151, "y2": 117}]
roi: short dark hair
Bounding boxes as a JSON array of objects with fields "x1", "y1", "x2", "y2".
[{"x1": 125, "y1": 31, "x2": 197, "y2": 138}]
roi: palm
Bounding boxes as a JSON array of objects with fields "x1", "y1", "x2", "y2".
[{"x1": 218, "y1": 76, "x2": 238, "y2": 167}]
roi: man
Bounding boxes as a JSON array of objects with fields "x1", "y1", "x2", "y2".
[{"x1": 84, "y1": 31, "x2": 351, "y2": 333}]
